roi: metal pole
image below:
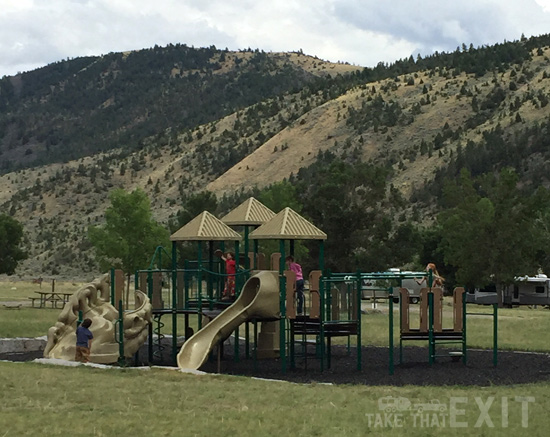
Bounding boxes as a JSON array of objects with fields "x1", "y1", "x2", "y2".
[
  {"x1": 398, "y1": 287, "x2": 403, "y2": 365},
  {"x1": 208, "y1": 241, "x2": 214, "y2": 309},
  {"x1": 118, "y1": 299, "x2": 125, "y2": 366},
  {"x1": 253, "y1": 239, "x2": 259, "y2": 269},
  {"x1": 244, "y1": 226, "x2": 250, "y2": 270},
  {"x1": 493, "y1": 303, "x2": 498, "y2": 367},
  {"x1": 184, "y1": 259, "x2": 190, "y2": 309},
  {"x1": 197, "y1": 242, "x2": 203, "y2": 330},
  {"x1": 172, "y1": 241, "x2": 178, "y2": 366},
  {"x1": 245, "y1": 322, "x2": 250, "y2": 359},
  {"x1": 147, "y1": 270, "x2": 153, "y2": 363},
  {"x1": 279, "y1": 239, "x2": 286, "y2": 373},
  {"x1": 389, "y1": 287, "x2": 394, "y2": 375},
  {"x1": 319, "y1": 240, "x2": 325, "y2": 372},
  {"x1": 234, "y1": 240, "x2": 240, "y2": 362},
  {"x1": 462, "y1": 292, "x2": 467, "y2": 364},
  {"x1": 319, "y1": 272, "x2": 325, "y2": 372},
  {"x1": 356, "y1": 270, "x2": 362, "y2": 371},
  {"x1": 428, "y1": 292, "x2": 435, "y2": 364}
]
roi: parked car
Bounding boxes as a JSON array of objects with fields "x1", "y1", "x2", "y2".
[{"x1": 361, "y1": 270, "x2": 422, "y2": 303}]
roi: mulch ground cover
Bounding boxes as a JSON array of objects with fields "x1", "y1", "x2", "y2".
[
  {"x1": 197, "y1": 344, "x2": 550, "y2": 386},
  {"x1": 3, "y1": 343, "x2": 550, "y2": 387}
]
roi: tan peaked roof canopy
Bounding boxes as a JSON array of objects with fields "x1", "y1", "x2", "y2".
[
  {"x1": 221, "y1": 197, "x2": 276, "y2": 226},
  {"x1": 170, "y1": 211, "x2": 241, "y2": 241},
  {"x1": 249, "y1": 207, "x2": 327, "y2": 240}
]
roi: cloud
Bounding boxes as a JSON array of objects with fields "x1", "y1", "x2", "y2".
[
  {"x1": 1, "y1": 0, "x2": 550, "y2": 77},
  {"x1": 332, "y1": 0, "x2": 550, "y2": 58}
]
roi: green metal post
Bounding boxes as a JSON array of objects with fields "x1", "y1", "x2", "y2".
[
  {"x1": 208, "y1": 241, "x2": 214, "y2": 309},
  {"x1": 318, "y1": 240, "x2": 325, "y2": 273},
  {"x1": 356, "y1": 271, "x2": 362, "y2": 371},
  {"x1": 318, "y1": 240, "x2": 325, "y2": 371},
  {"x1": 197, "y1": 242, "x2": 203, "y2": 330},
  {"x1": 402, "y1": 288, "x2": 403, "y2": 364},
  {"x1": 172, "y1": 241, "x2": 178, "y2": 366},
  {"x1": 245, "y1": 322, "x2": 250, "y2": 359},
  {"x1": 319, "y1": 273, "x2": 325, "y2": 372},
  {"x1": 493, "y1": 303, "x2": 498, "y2": 367},
  {"x1": 234, "y1": 240, "x2": 241, "y2": 295},
  {"x1": 389, "y1": 287, "x2": 394, "y2": 375},
  {"x1": 253, "y1": 239, "x2": 259, "y2": 269},
  {"x1": 428, "y1": 292, "x2": 434, "y2": 364},
  {"x1": 118, "y1": 299, "x2": 125, "y2": 366},
  {"x1": 253, "y1": 320, "x2": 258, "y2": 372},
  {"x1": 234, "y1": 240, "x2": 240, "y2": 362},
  {"x1": 244, "y1": 226, "x2": 250, "y2": 270},
  {"x1": 462, "y1": 292, "x2": 467, "y2": 364},
  {"x1": 147, "y1": 270, "x2": 153, "y2": 363},
  {"x1": 184, "y1": 259, "x2": 190, "y2": 309},
  {"x1": 319, "y1": 272, "x2": 330, "y2": 372},
  {"x1": 220, "y1": 241, "x2": 226, "y2": 298},
  {"x1": 279, "y1": 239, "x2": 287, "y2": 374}
]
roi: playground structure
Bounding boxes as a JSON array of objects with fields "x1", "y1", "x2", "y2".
[
  {"x1": 130, "y1": 197, "x2": 498, "y2": 375},
  {"x1": 43, "y1": 273, "x2": 152, "y2": 364},
  {"x1": 42, "y1": 197, "x2": 499, "y2": 374},
  {"x1": 397, "y1": 284, "x2": 498, "y2": 370}
]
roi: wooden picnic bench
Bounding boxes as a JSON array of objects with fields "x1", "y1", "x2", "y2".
[
  {"x1": 28, "y1": 297, "x2": 40, "y2": 307},
  {"x1": 28, "y1": 291, "x2": 73, "y2": 309}
]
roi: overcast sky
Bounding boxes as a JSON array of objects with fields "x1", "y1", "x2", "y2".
[{"x1": 2, "y1": 0, "x2": 550, "y2": 78}]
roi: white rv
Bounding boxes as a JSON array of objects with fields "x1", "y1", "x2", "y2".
[
  {"x1": 466, "y1": 273, "x2": 550, "y2": 306},
  {"x1": 506, "y1": 274, "x2": 550, "y2": 305}
]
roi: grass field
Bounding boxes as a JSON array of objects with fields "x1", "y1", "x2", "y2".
[{"x1": 0, "y1": 362, "x2": 547, "y2": 436}]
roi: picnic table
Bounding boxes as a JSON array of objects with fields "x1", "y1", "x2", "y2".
[{"x1": 28, "y1": 291, "x2": 73, "y2": 309}]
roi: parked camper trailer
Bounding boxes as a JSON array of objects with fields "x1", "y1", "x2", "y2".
[
  {"x1": 506, "y1": 274, "x2": 550, "y2": 305},
  {"x1": 466, "y1": 274, "x2": 550, "y2": 306}
]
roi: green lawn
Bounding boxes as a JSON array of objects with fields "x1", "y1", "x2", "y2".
[{"x1": 0, "y1": 362, "x2": 547, "y2": 436}]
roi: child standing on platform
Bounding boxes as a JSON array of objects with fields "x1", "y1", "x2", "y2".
[
  {"x1": 286, "y1": 255, "x2": 305, "y2": 314},
  {"x1": 220, "y1": 252, "x2": 236, "y2": 300}
]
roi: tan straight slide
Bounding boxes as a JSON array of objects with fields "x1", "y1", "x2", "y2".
[{"x1": 177, "y1": 270, "x2": 280, "y2": 370}]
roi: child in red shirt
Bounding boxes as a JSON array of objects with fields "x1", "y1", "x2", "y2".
[{"x1": 221, "y1": 252, "x2": 236, "y2": 300}]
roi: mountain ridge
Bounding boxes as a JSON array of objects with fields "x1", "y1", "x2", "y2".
[{"x1": 2, "y1": 37, "x2": 550, "y2": 277}]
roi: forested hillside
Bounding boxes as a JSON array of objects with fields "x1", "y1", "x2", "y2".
[{"x1": 3, "y1": 34, "x2": 550, "y2": 289}]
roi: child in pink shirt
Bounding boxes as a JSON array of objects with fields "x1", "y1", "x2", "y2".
[{"x1": 286, "y1": 255, "x2": 304, "y2": 314}]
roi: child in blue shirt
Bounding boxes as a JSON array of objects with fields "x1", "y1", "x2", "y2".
[{"x1": 75, "y1": 318, "x2": 93, "y2": 363}]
